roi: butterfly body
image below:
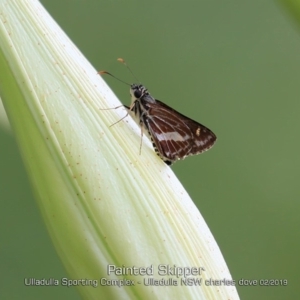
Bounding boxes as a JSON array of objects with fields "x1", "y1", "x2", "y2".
[{"x1": 128, "y1": 84, "x2": 217, "y2": 165}]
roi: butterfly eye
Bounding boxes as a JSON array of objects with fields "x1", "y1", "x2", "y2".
[{"x1": 134, "y1": 90, "x2": 142, "y2": 98}]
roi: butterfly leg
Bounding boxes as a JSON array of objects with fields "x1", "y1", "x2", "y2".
[
  {"x1": 100, "y1": 104, "x2": 131, "y2": 127},
  {"x1": 109, "y1": 112, "x2": 129, "y2": 127},
  {"x1": 99, "y1": 104, "x2": 125, "y2": 111},
  {"x1": 139, "y1": 120, "x2": 144, "y2": 155}
]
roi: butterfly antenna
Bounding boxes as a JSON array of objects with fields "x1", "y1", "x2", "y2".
[
  {"x1": 98, "y1": 70, "x2": 130, "y2": 86},
  {"x1": 117, "y1": 58, "x2": 140, "y2": 83}
]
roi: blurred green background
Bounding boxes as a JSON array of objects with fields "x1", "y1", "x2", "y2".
[{"x1": 1, "y1": 1, "x2": 299, "y2": 299}]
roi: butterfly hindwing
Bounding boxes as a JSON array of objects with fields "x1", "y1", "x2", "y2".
[{"x1": 142, "y1": 99, "x2": 216, "y2": 163}]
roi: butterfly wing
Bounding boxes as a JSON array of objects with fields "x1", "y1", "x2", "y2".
[{"x1": 144, "y1": 100, "x2": 216, "y2": 164}]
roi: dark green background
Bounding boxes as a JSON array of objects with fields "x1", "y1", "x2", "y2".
[{"x1": 1, "y1": 1, "x2": 299, "y2": 299}]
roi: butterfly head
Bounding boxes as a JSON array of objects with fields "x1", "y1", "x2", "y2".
[{"x1": 130, "y1": 84, "x2": 148, "y2": 101}]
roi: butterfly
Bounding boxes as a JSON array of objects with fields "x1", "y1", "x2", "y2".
[{"x1": 100, "y1": 59, "x2": 217, "y2": 165}]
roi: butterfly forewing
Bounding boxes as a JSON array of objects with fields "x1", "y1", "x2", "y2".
[{"x1": 141, "y1": 99, "x2": 216, "y2": 164}]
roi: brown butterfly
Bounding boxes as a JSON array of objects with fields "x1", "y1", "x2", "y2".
[{"x1": 100, "y1": 59, "x2": 217, "y2": 165}]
